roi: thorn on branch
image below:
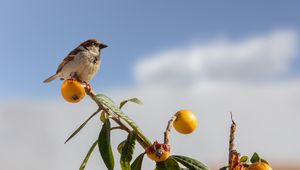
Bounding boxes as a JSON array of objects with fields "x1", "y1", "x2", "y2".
[{"x1": 230, "y1": 112, "x2": 236, "y2": 126}]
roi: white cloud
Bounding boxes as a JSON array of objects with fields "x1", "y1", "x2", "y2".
[
  {"x1": 129, "y1": 29, "x2": 300, "y2": 166},
  {"x1": 135, "y1": 30, "x2": 298, "y2": 86},
  {"x1": 109, "y1": 80, "x2": 300, "y2": 165}
]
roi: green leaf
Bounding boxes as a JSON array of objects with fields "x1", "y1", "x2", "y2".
[
  {"x1": 98, "y1": 119, "x2": 114, "y2": 170},
  {"x1": 131, "y1": 153, "x2": 145, "y2": 170},
  {"x1": 240, "y1": 155, "x2": 248, "y2": 163},
  {"x1": 171, "y1": 155, "x2": 210, "y2": 170},
  {"x1": 156, "y1": 157, "x2": 181, "y2": 170},
  {"x1": 219, "y1": 166, "x2": 228, "y2": 170},
  {"x1": 120, "y1": 132, "x2": 136, "y2": 170},
  {"x1": 65, "y1": 108, "x2": 101, "y2": 144},
  {"x1": 94, "y1": 94, "x2": 138, "y2": 132},
  {"x1": 79, "y1": 140, "x2": 98, "y2": 170},
  {"x1": 100, "y1": 111, "x2": 106, "y2": 123},
  {"x1": 120, "y1": 98, "x2": 143, "y2": 109},
  {"x1": 155, "y1": 162, "x2": 165, "y2": 170},
  {"x1": 250, "y1": 152, "x2": 261, "y2": 163},
  {"x1": 261, "y1": 158, "x2": 269, "y2": 165},
  {"x1": 93, "y1": 93, "x2": 152, "y2": 146},
  {"x1": 94, "y1": 94, "x2": 120, "y2": 113},
  {"x1": 117, "y1": 140, "x2": 127, "y2": 154}
]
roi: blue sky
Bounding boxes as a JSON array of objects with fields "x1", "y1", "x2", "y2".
[{"x1": 1, "y1": 0, "x2": 300, "y2": 99}]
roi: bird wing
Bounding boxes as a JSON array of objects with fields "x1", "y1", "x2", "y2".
[
  {"x1": 56, "y1": 48, "x2": 83, "y2": 74},
  {"x1": 56, "y1": 55, "x2": 75, "y2": 73}
]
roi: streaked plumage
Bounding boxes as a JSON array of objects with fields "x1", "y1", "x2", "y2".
[{"x1": 43, "y1": 39, "x2": 107, "y2": 83}]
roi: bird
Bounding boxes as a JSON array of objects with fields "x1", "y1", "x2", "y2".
[{"x1": 43, "y1": 39, "x2": 107, "y2": 83}]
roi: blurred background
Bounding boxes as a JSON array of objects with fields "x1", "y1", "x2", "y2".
[{"x1": 0, "y1": 1, "x2": 299, "y2": 169}]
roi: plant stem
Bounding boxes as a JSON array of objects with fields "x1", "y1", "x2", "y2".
[
  {"x1": 84, "y1": 86, "x2": 152, "y2": 149},
  {"x1": 164, "y1": 115, "x2": 177, "y2": 144},
  {"x1": 110, "y1": 126, "x2": 127, "y2": 131},
  {"x1": 229, "y1": 112, "x2": 237, "y2": 168},
  {"x1": 110, "y1": 117, "x2": 150, "y2": 149}
]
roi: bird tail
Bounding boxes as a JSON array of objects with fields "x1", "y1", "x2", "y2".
[{"x1": 43, "y1": 74, "x2": 59, "y2": 83}]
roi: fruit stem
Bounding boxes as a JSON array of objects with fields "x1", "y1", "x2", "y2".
[{"x1": 164, "y1": 115, "x2": 177, "y2": 144}]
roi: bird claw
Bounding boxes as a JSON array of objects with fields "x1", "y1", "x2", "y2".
[{"x1": 83, "y1": 82, "x2": 93, "y2": 94}]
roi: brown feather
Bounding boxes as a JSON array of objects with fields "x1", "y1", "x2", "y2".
[
  {"x1": 55, "y1": 39, "x2": 103, "y2": 73},
  {"x1": 56, "y1": 55, "x2": 75, "y2": 73},
  {"x1": 80, "y1": 39, "x2": 100, "y2": 49},
  {"x1": 56, "y1": 46, "x2": 87, "y2": 74}
]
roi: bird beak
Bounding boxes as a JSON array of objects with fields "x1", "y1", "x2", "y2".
[{"x1": 100, "y1": 44, "x2": 108, "y2": 49}]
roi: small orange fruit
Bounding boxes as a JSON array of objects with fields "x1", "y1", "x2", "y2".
[
  {"x1": 233, "y1": 164, "x2": 249, "y2": 170},
  {"x1": 173, "y1": 110, "x2": 198, "y2": 134},
  {"x1": 249, "y1": 162, "x2": 272, "y2": 170},
  {"x1": 146, "y1": 141, "x2": 170, "y2": 162},
  {"x1": 61, "y1": 79, "x2": 85, "y2": 103}
]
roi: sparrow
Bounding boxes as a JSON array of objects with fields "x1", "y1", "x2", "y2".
[{"x1": 43, "y1": 39, "x2": 107, "y2": 83}]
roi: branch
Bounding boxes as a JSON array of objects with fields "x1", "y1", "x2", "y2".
[
  {"x1": 110, "y1": 126, "x2": 128, "y2": 131},
  {"x1": 164, "y1": 115, "x2": 177, "y2": 144},
  {"x1": 228, "y1": 112, "x2": 237, "y2": 168},
  {"x1": 84, "y1": 84, "x2": 151, "y2": 149}
]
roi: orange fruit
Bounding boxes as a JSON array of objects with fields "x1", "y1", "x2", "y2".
[
  {"x1": 61, "y1": 79, "x2": 85, "y2": 103},
  {"x1": 249, "y1": 162, "x2": 272, "y2": 170},
  {"x1": 173, "y1": 110, "x2": 198, "y2": 134},
  {"x1": 146, "y1": 141, "x2": 170, "y2": 162},
  {"x1": 233, "y1": 164, "x2": 249, "y2": 170}
]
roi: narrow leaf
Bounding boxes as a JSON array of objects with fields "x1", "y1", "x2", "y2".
[
  {"x1": 98, "y1": 119, "x2": 114, "y2": 170},
  {"x1": 250, "y1": 152, "x2": 260, "y2": 163},
  {"x1": 93, "y1": 93, "x2": 152, "y2": 146},
  {"x1": 131, "y1": 153, "x2": 145, "y2": 170},
  {"x1": 65, "y1": 108, "x2": 101, "y2": 143},
  {"x1": 240, "y1": 156, "x2": 248, "y2": 163},
  {"x1": 219, "y1": 166, "x2": 228, "y2": 170},
  {"x1": 117, "y1": 140, "x2": 127, "y2": 154},
  {"x1": 156, "y1": 157, "x2": 181, "y2": 170},
  {"x1": 172, "y1": 155, "x2": 210, "y2": 170},
  {"x1": 100, "y1": 111, "x2": 106, "y2": 123},
  {"x1": 120, "y1": 98, "x2": 143, "y2": 109},
  {"x1": 120, "y1": 132, "x2": 136, "y2": 170},
  {"x1": 164, "y1": 157, "x2": 181, "y2": 170},
  {"x1": 79, "y1": 140, "x2": 98, "y2": 170},
  {"x1": 155, "y1": 161, "x2": 166, "y2": 170},
  {"x1": 261, "y1": 158, "x2": 269, "y2": 165},
  {"x1": 94, "y1": 94, "x2": 120, "y2": 113}
]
